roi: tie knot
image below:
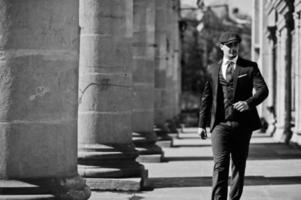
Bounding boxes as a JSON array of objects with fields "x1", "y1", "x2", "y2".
[
  {"x1": 225, "y1": 61, "x2": 234, "y2": 82},
  {"x1": 226, "y1": 60, "x2": 234, "y2": 66}
]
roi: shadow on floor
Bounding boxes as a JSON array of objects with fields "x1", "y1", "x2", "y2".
[
  {"x1": 146, "y1": 176, "x2": 301, "y2": 188},
  {"x1": 163, "y1": 156, "x2": 213, "y2": 162},
  {"x1": 129, "y1": 194, "x2": 144, "y2": 200},
  {"x1": 164, "y1": 143, "x2": 301, "y2": 161}
]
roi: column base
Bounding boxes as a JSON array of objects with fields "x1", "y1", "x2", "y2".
[
  {"x1": 273, "y1": 125, "x2": 293, "y2": 143},
  {"x1": 266, "y1": 123, "x2": 276, "y2": 136},
  {"x1": 132, "y1": 131, "x2": 158, "y2": 145},
  {"x1": 273, "y1": 126, "x2": 285, "y2": 142},
  {"x1": 0, "y1": 175, "x2": 91, "y2": 200},
  {"x1": 84, "y1": 175, "x2": 148, "y2": 192},
  {"x1": 78, "y1": 144, "x2": 148, "y2": 191},
  {"x1": 153, "y1": 125, "x2": 173, "y2": 141},
  {"x1": 132, "y1": 132, "x2": 163, "y2": 163},
  {"x1": 291, "y1": 130, "x2": 301, "y2": 145}
]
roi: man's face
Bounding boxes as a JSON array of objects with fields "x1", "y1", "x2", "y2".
[{"x1": 220, "y1": 42, "x2": 240, "y2": 59}]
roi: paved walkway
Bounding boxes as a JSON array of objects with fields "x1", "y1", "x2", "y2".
[{"x1": 91, "y1": 128, "x2": 301, "y2": 200}]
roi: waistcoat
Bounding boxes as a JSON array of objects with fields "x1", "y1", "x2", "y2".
[{"x1": 218, "y1": 69, "x2": 235, "y2": 121}]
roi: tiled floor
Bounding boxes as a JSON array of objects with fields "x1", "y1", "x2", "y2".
[{"x1": 91, "y1": 129, "x2": 301, "y2": 200}]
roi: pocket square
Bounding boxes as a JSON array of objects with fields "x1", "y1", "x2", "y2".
[{"x1": 238, "y1": 74, "x2": 247, "y2": 78}]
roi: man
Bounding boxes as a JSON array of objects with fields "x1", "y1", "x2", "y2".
[{"x1": 198, "y1": 32, "x2": 268, "y2": 200}]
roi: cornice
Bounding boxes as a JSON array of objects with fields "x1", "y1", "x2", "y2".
[
  {"x1": 272, "y1": 0, "x2": 293, "y2": 30},
  {"x1": 273, "y1": 0, "x2": 291, "y2": 15},
  {"x1": 277, "y1": 14, "x2": 294, "y2": 31},
  {"x1": 266, "y1": 26, "x2": 277, "y2": 42},
  {"x1": 265, "y1": 0, "x2": 275, "y2": 15}
]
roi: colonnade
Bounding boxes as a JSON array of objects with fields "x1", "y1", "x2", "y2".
[{"x1": 0, "y1": 0, "x2": 181, "y2": 198}]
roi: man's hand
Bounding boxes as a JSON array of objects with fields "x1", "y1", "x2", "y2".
[
  {"x1": 233, "y1": 101, "x2": 249, "y2": 112},
  {"x1": 198, "y1": 128, "x2": 207, "y2": 140}
]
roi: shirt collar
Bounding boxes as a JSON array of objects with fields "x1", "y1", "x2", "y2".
[{"x1": 222, "y1": 56, "x2": 238, "y2": 65}]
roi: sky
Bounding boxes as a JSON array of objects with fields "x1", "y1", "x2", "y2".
[{"x1": 181, "y1": 0, "x2": 252, "y2": 16}]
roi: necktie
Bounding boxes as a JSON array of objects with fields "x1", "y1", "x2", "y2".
[{"x1": 226, "y1": 61, "x2": 234, "y2": 82}]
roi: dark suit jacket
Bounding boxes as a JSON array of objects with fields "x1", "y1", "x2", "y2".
[{"x1": 198, "y1": 57, "x2": 269, "y2": 132}]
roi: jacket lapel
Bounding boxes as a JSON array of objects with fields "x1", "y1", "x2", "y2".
[
  {"x1": 213, "y1": 60, "x2": 222, "y2": 97},
  {"x1": 233, "y1": 57, "x2": 242, "y2": 98}
]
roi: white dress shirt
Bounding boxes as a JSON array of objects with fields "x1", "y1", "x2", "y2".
[{"x1": 221, "y1": 56, "x2": 238, "y2": 80}]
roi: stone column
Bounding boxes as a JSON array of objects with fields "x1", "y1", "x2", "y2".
[
  {"x1": 165, "y1": 0, "x2": 176, "y2": 122},
  {"x1": 291, "y1": 0, "x2": 301, "y2": 145},
  {"x1": 265, "y1": 25, "x2": 277, "y2": 135},
  {"x1": 168, "y1": 0, "x2": 181, "y2": 130},
  {"x1": 252, "y1": 0, "x2": 260, "y2": 61},
  {"x1": 265, "y1": 1, "x2": 278, "y2": 135},
  {"x1": 252, "y1": 0, "x2": 262, "y2": 118},
  {"x1": 162, "y1": 0, "x2": 176, "y2": 133},
  {"x1": 259, "y1": 0, "x2": 270, "y2": 124},
  {"x1": 132, "y1": 0, "x2": 162, "y2": 158},
  {"x1": 172, "y1": 0, "x2": 182, "y2": 120},
  {"x1": 154, "y1": 0, "x2": 169, "y2": 128},
  {"x1": 274, "y1": 29, "x2": 285, "y2": 140},
  {"x1": 78, "y1": 0, "x2": 147, "y2": 191},
  {"x1": 0, "y1": 0, "x2": 90, "y2": 199},
  {"x1": 273, "y1": 1, "x2": 293, "y2": 143},
  {"x1": 154, "y1": 0, "x2": 180, "y2": 134}
]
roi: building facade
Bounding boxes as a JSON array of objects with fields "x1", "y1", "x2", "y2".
[{"x1": 252, "y1": 0, "x2": 301, "y2": 145}]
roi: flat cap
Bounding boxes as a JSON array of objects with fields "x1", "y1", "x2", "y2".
[{"x1": 219, "y1": 32, "x2": 241, "y2": 44}]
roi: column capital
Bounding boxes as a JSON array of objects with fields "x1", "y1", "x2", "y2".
[
  {"x1": 284, "y1": 10, "x2": 294, "y2": 31},
  {"x1": 265, "y1": 0, "x2": 275, "y2": 15},
  {"x1": 266, "y1": 26, "x2": 277, "y2": 42},
  {"x1": 273, "y1": 0, "x2": 293, "y2": 14},
  {"x1": 276, "y1": 6, "x2": 294, "y2": 31}
]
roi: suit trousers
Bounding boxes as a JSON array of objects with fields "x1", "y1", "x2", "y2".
[{"x1": 211, "y1": 121, "x2": 252, "y2": 200}]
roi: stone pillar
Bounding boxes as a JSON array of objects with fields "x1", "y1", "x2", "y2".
[
  {"x1": 0, "y1": 0, "x2": 90, "y2": 199},
  {"x1": 273, "y1": 1, "x2": 293, "y2": 143},
  {"x1": 252, "y1": 0, "x2": 263, "y2": 120},
  {"x1": 252, "y1": 0, "x2": 260, "y2": 61},
  {"x1": 162, "y1": 0, "x2": 176, "y2": 133},
  {"x1": 132, "y1": 0, "x2": 162, "y2": 157},
  {"x1": 291, "y1": 0, "x2": 301, "y2": 145},
  {"x1": 265, "y1": 25, "x2": 277, "y2": 135},
  {"x1": 172, "y1": 0, "x2": 182, "y2": 119},
  {"x1": 165, "y1": 0, "x2": 176, "y2": 122},
  {"x1": 274, "y1": 29, "x2": 285, "y2": 140},
  {"x1": 265, "y1": 1, "x2": 278, "y2": 135},
  {"x1": 154, "y1": 0, "x2": 180, "y2": 134},
  {"x1": 259, "y1": 0, "x2": 270, "y2": 124},
  {"x1": 78, "y1": 0, "x2": 147, "y2": 191},
  {"x1": 154, "y1": 0, "x2": 169, "y2": 127},
  {"x1": 168, "y1": 0, "x2": 181, "y2": 131}
]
